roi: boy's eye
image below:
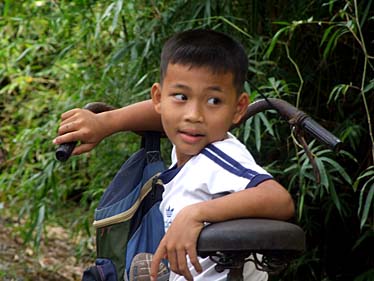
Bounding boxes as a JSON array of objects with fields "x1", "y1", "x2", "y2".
[
  {"x1": 207, "y1": 97, "x2": 221, "y2": 105},
  {"x1": 173, "y1": 93, "x2": 187, "y2": 101}
]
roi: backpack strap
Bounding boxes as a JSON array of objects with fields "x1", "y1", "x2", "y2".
[
  {"x1": 141, "y1": 132, "x2": 162, "y2": 164},
  {"x1": 93, "y1": 173, "x2": 163, "y2": 228},
  {"x1": 141, "y1": 132, "x2": 161, "y2": 152}
]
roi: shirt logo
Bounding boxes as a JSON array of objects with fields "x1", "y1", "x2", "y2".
[{"x1": 164, "y1": 205, "x2": 174, "y2": 229}]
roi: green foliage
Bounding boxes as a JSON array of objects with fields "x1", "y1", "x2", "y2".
[
  {"x1": 249, "y1": 1, "x2": 374, "y2": 279},
  {"x1": 1, "y1": 0, "x2": 373, "y2": 280},
  {"x1": 355, "y1": 166, "x2": 374, "y2": 229},
  {"x1": 0, "y1": 0, "x2": 140, "y2": 249}
]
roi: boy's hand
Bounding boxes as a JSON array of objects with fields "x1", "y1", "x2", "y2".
[
  {"x1": 53, "y1": 108, "x2": 108, "y2": 155},
  {"x1": 150, "y1": 204, "x2": 204, "y2": 281}
]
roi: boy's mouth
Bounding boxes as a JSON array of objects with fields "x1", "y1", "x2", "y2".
[
  {"x1": 179, "y1": 129, "x2": 204, "y2": 137},
  {"x1": 178, "y1": 130, "x2": 205, "y2": 143}
]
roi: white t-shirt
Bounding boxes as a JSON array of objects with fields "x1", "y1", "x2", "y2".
[{"x1": 159, "y1": 133, "x2": 271, "y2": 281}]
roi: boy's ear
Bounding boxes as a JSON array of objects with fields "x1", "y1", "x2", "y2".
[
  {"x1": 151, "y1": 83, "x2": 162, "y2": 113},
  {"x1": 232, "y1": 93, "x2": 250, "y2": 125}
]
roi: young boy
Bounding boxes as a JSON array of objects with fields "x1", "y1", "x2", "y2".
[{"x1": 54, "y1": 29, "x2": 294, "y2": 281}]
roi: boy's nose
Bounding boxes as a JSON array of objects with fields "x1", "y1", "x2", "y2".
[{"x1": 185, "y1": 102, "x2": 204, "y2": 123}]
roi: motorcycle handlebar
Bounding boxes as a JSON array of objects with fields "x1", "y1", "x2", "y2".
[
  {"x1": 56, "y1": 98, "x2": 342, "y2": 162},
  {"x1": 300, "y1": 116, "x2": 342, "y2": 151},
  {"x1": 239, "y1": 98, "x2": 342, "y2": 151}
]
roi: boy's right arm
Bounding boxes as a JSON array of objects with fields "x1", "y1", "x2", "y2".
[{"x1": 53, "y1": 100, "x2": 162, "y2": 155}]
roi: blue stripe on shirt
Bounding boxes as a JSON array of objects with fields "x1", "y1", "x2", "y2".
[{"x1": 202, "y1": 144, "x2": 272, "y2": 187}]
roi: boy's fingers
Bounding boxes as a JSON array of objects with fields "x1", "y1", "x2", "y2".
[
  {"x1": 187, "y1": 247, "x2": 202, "y2": 274},
  {"x1": 60, "y1": 108, "x2": 80, "y2": 120},
  {"x1": 166, "y1": 247, "x2": 178, "y2": 274},
  {"x1": 53, "y1": 133, "x2": 98, "y2": 155},
  {"x1": 150, "y1": 246, "x2": 165, "y2": 280},
  {"x1": 176, "y1": 249, "x2": 193, "y2": 281},
  {"x1": 53, "y1": 131, "x2": 79, "y2": 145},
  {"x1": 58, "y1": 123, "x2": 73, "y2": 135},
  {"x1": 72, "y1": 143, "x2": 96, "y2": 155}
]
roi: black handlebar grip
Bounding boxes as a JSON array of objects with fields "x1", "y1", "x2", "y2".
[
  {"x1": 301, "y1": 117, "x2": 342, "y2": 152},
  {"x1": 55, "y1": 141, "x2": 77, "y2": 162},
  {"x1": 55, "y1": 102, "x2": 116, "y2": 162}
]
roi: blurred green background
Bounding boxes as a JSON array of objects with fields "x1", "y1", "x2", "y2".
[{"x1": 0, "y1": 0, "x2": 373, "y2": 280}]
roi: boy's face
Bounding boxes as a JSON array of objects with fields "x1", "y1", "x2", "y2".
[{"x1": 151, "y1": 63, "x2": 249, "y2": 166}]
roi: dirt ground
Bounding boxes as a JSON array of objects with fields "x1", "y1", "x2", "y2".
[{"x1": 0, "y1": 215, "x2": 93, "y2": 281}]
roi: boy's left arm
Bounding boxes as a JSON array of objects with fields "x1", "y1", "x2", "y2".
[{"x1": 150, "y1": 179, "x2": 294, "y2": 281}]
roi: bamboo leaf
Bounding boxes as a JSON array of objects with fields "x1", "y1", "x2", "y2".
[
  {"x1": 319, "y1": 156, "x2": 352, "y2": 184},
  {"x1": 330, "y1": 184, "x2": 342, "y2": 214},
  {"x1": 255, "y1": 115, "x2": 261, "y2": 151},
  {"x1": 243, "y1": 117, "x2": 253, "y2": 143},
  {"x1": 35, "y1": 204, "x2": 45, "y2": 247},
  {"x1": 320, "y1": 25, "x2": 335, "y2": 47},
  {"x1": 102, "y1": 2, "x2": 115, "y2": 20},
  {"x1": 259, "y1": 113, "x2": 274, "y2": 136},
  {"x1": 3, "y1": 0, "x2": 10, "y2": 16},
  {"x1": 357, "y1": 167, "x2": 374, "y2": 180},
  {"x1": 110, "y1": 0, "x2": 123, "y2": 33},
  {"x1": 357, "y1": 170, "x2": 374, "y2": 215},
  {"x1": 15, "y1": 46, "x2": 34, "y2": 62},
  {"x1": 298, "y1": 185, "x2": 305, "y2": 221},
  {"x1": 314, "y1": 157, "x2": 329, "y2": 188},
  {"x1": 264, "y1": 26, "x2": 289, "y2": 59},
  {"x1": 328, "y1": 84, "x2": 350, "y2": 104},
  {"x1": 360, "y1": 0, "x2": 373, "y2": 27},
  {"x1": 363, "y1": 79, "x2": 374, "y2": 93},
  {"x1": 322, "y1": 28, "x2": 348, "y2": 59},
  {"x1": 360, "y1": 182, "x2": 374, "y2": 229},
  {"x1": 204, "y1": 0, "x2": 211, "y2": 20}
]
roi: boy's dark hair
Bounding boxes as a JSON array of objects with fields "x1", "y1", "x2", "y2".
[{"x1": 160, "y1": 29, "x2": 248, "y2": 94}]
